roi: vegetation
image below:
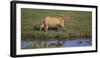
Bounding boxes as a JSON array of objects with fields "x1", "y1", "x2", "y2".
[{"x1": 21, "y1": 8, "x2": 92, "y2": 40}]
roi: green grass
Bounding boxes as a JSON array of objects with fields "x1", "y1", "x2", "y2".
[{"x1": 21, "y1": 8, "x2": 92, "y2": 40}]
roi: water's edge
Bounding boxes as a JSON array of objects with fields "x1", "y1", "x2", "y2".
[{"x1": 21, "y1": 38, "x2": 92, "y2": 49}]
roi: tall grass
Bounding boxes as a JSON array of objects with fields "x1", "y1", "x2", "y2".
[{"x1": 21, "y1": 8, "x2": 92, "y2": 40}]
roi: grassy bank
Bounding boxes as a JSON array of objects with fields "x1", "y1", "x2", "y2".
[{"x1": 21, "y1": 8, "x2": 92, "y2": 40}]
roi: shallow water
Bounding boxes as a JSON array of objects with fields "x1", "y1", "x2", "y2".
[{"x1": 21, "y1": 38, "x2": 92, "y2": 49}]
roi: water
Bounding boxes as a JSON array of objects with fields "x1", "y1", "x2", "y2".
[
  {"x1": 63, "y1": 39, "x2": 92, "y2": 47},
  {"x1": 21, "y1": 38, "x2": 92, "y2": 49}
]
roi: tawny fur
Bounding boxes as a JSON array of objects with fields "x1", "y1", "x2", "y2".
[{"x1": 40, "y1": 16, "x2": 69, "y2": 32}]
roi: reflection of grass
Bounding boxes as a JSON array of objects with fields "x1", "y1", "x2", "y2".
[
  {"x1": 21, "y1": 38, "x2": 92, "y2": 49},
  {"x1": 21, "y1": 8, "x2": 92, "y2": 40}
]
